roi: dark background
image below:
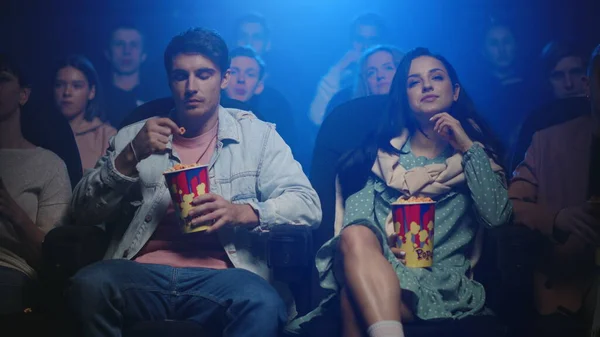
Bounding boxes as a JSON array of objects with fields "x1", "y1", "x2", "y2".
[{"x1": 2, "y1": 0, "x2": 599, "y2": 114}]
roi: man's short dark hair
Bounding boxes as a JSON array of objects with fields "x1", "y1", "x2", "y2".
[
  {"x1": 164, "y1": 28, "x2": 230, "y2": 77},
  {"x1": 351, "y1": 13, "x2": 387, "y2": 36},
  {"x1": 235, "y1": 12, "x2": 270, "y2": 39},
  {"x1": 229, "y1": 46, "x2": 266, "y2": 80},
  {"x1": 0, "y1": 53, "x2": 31, "y2": 88},
  {"x1": 106, "y1": 22, "x2": 145, "y2": 49},
  {"x1": 540, "y1": 40, "x2": 587, "y2": 75},
  {"x1": 481, "y1": 19, "x2": 516, "y2": 43}
]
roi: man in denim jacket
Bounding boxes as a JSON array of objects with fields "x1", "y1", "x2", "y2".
[{"x1": 66, "y1": 28, "x2": 321, "y2": 337}]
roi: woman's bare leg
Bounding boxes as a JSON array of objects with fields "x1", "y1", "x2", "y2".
[
  {"x1": 341, "y1": 286, "x2": 366, "y2": 337},
  {"x1": 339, "y1": 225, "x2": 414, "y2": 326}
]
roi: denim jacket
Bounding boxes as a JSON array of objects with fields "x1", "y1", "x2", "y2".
[{"x1": 70, "y1": 106, "x2": 322, "y2": 317}]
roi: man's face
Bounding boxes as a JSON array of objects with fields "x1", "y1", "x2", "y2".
[
  {"x1": 225, "y1": 56, "x2": 264, "y2": 102},
  {"x1": 549, "y1": 56, "x2": 588, "y2": 99},
  {"x1": 169, "y1": 53, "x2": 229, "y2": 120},
  {"x1": 236, "y1": 22, "x2": 270, "y2": 56},
  {"x1": 106, "y1": 28, "x2": 147, "y2": 75},
  {"x1": 483, "y1": 26, "x2": 517, "y2": 70},
  {"x1": 352, "y1": 24, "x2": 380, "y2": 53}
]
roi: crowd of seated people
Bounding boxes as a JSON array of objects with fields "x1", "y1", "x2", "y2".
[{"x1": 1, "y1": 6, "x2": 600, "y2": 337}]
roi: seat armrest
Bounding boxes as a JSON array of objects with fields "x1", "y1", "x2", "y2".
[
  {"x1": 491, "y1": 225, "x2": 543, "y2": 287},
  {"x1": 41, "y1": 225, "x2": 109, "y2": 279},
  {"x1": 267, "y1": 225, "x2": 314, "y2": 316},
  {"x1": 267, "y1": 225, "x2": 313, "y2": 270}
]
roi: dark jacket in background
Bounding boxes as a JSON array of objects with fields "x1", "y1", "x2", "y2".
[
  {"x1": 469, "y1": 72, "x2": 544, "y2": 166},
  {"x1": 104, "y1": 77, "x2": 168, "y2": 129}
]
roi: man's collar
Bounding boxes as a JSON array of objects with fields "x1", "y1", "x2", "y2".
[{"x1": 216, "y1": 105, "x2": 240, "y2": 143}]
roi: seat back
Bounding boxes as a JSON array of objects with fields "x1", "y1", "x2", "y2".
[
  {"x1": 308, "y1": 95, "x2": 388, "y2": 308},
  {"x1": 118, "y1": 97, "x2": 173, "y2": 128},
  {"x1": 21, "y1": 107, "x2": 82, "y2": 189},
  {"x1": 309, "y1": 96, "x2": 388, "y2": 250}
]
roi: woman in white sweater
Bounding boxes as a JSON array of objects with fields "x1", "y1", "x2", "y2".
[{"x1": 0, "y1": 54, "x2": 72, "y2": 314}]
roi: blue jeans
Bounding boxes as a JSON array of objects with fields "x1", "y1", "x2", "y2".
[{"x1": 66, "y1": 260, "x2": 287, "y2": 337}]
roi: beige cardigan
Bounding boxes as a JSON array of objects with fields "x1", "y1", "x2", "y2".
[
  {"x1": 71, "y1": 117, "x2": 117, "y2": 171},
  {"x1": 510, "y1": 114, "x2": 596, "y2": 315}
]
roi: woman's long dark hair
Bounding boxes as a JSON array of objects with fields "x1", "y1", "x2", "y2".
[
  {"x1": 54, "y1": 55, "x2": 106, "y2": 122},
  {"x1": 338, "y1": 47, "x2": 505, "y2": 199}
]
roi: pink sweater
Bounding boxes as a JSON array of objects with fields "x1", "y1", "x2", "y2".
[{"x1": 71, "y1": 117, "x2": 117, "y2": 170}]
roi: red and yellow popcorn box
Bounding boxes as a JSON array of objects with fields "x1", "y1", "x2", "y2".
[
  {"x1": 163, "y1": 164, "x2": 210, "y2": 233},
  {"x1": 392, "y1": 197, "x2": 436, "y2": 268}
]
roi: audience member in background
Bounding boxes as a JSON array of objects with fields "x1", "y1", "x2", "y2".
[
  {"x1": 223, "y1": 46, "x2": 302, "y2": 165},
  {"x1": 508, "y1": 44, "x2": 600, "y2": 337},
  {"x1": 223, "y1": 46, "x2": 267, "y2": 104},
  {"x1": 326, "y1": 45, "x2": 403, "y2": 117},
  {"x1": 234, "y1": 12, "x2": 271, "y2": 58},
  {"x1": 471, "y1": 21, "x2": 540, "y2": 156},
  {"x1": 482, "y1": 21, "x2": 521, "y2": 87},
  {"x1": 542, "y1": 40, "x2": 589, "y2": 100},
  {"x1": 509, "y1": 40, "x2": 590, "y2": 171},
  {"x1": 66, "y1": 28, "x2": 321, "y2": 337},
  {"x1": 233, "y1": 13, "x2": 306, "y2": 111},
  {"x1": 0, "y1": 54, "x2": 71, "y2": 314},
  {"x1": 103, "y1": 23, "x2": 161, "y2": 128},
  {"x1": 54, "y1": 55, "x2": 117, "y2": 171},
  {"x1": 292, "y1": 48, "x2": 510, "y2": 337},
  {"x1": 309, "y1": 13, "x2": 387, "y2": 126}
]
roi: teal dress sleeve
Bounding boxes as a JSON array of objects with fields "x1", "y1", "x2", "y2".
[{"x1": 462, "y1": 144, "x2": 513, "y2": 227}]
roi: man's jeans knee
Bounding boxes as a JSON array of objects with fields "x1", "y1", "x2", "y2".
[{"x1": 66, "y1": 260, "x2": 288, "y2": 337}]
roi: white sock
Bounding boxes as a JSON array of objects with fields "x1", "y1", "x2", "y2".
[{"x1": 367, "y1": 320, "x2": 405, "y2": 337}]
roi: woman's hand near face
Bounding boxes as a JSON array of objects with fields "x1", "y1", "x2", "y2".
[{"x1": 430, "y1": 112, "x2": 474, "y2": 153}]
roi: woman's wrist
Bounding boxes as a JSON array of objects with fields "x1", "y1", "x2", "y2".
[{"x1": 459, "y1": 140, "x2": 475, "y2": 153}]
